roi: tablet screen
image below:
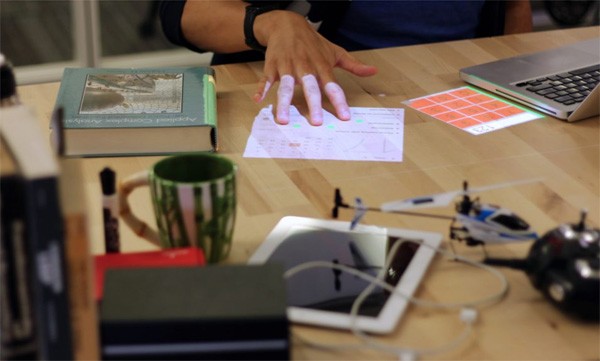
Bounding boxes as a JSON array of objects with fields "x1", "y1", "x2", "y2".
[
  {"x1": 250, "y1": 217, "x2": 441, "y2": 333},
  {"x1": 265, "y1": 225, "x2": 419, "y2": 317}
]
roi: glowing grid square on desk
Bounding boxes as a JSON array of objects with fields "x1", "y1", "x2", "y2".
[{"x1": 405, "y1": 86, "x2": 543, "y2": 135}]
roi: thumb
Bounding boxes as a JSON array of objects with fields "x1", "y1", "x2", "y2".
[{"x1": 336, "y1": 52, "x2": 378, "y2": 77}]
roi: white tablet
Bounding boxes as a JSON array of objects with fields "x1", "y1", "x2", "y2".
[{"x1": 248, "y1": 216, "x2": 442, "y2": 334}]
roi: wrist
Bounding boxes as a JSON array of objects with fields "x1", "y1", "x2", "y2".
[
  {"x1": 244, "y1": 6, "x2": 280, "y2": 52},
  {"x1": 251, "y1": 10, "x2": 305, "y2": 51}
]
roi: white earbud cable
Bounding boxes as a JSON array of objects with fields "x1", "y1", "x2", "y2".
[{"x1": 284, "y1": 237, "x2": 509, "y2": 359}]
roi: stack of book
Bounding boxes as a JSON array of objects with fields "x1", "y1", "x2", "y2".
[{"x1": 0, "y1": 58, "x2": 99, "y2": 360}]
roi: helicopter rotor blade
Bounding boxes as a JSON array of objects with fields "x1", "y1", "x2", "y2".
[
  {"x1": 380, "y1": 178, "x2": 542, "y2": 212},
  {"x1": 380, "y1": 190, "x2": 461, "y2": 212},
  {"x1": 461, "y1": 178, "x2": 543, "y2": 196},
  {"x1": 350, "y1": 197, "x2": 368, "y2": 230}
]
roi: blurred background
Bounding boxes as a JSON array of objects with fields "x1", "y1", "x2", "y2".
[{"x1": 1, "y1": 0, "x2": 598, "y2": 84}]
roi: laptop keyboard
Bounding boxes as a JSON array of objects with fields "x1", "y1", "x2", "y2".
[{"x1": 516, "y1": 64, "x2": 600, "y2": 105}]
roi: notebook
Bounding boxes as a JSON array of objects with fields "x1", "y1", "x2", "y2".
[{"x1": 460, "y1": 38, "x2": 599, "y2": 122}]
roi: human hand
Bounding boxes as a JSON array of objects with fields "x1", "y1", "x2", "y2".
[{"x1": 252, "y1": 10, "x2": 377, "y2": 126}]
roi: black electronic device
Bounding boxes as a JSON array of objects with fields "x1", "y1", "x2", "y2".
[
  {"x1": 100, "y1": 265, "x2": 289, "y2": 360},
  {"x1": 485, "y1": 210, "x2": 600, "y2": 321}
]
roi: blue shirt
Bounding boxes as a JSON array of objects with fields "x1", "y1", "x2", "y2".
[{"x1": 331, "y1": 0, "x2": 486, "y2": 51}]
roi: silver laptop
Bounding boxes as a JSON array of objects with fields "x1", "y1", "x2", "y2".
[{"x1": 460, "y1": 38, "x2": 599, "y2": 122}]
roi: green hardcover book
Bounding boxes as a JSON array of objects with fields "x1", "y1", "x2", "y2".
[{"x1": 53, "y1": 67, "x2": 217, "y2": 157}]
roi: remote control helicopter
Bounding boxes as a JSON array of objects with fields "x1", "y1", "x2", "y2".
[
  {"x1": 332, "y1": 179, "x2": 540, "y2": 252},
  {"x1": 333, "y1": 180, "x2": 600, "y2": 319}
]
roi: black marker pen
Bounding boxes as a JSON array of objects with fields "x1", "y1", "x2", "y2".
[{"x1": 100, "y1": 167, "x2": 120, "y2": 253}]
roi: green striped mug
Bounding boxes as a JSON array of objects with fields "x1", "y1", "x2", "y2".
[{"x1": 119, "y1": 153, "x2": 237, "y2": 263}]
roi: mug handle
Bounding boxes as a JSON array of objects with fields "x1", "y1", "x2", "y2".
[{"x1": 118, "y1": 170, "x2": 161, "y2": 247}]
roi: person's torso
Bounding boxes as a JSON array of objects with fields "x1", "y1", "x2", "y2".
[{"x1": 324, "y1": 0, "x2": 486, "y2": 51}]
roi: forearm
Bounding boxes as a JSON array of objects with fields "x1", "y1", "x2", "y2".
[
  {"x1": 504, "y1": 0, "x2": 533, "y2": 34},
  {"x1": 181, "y1": 1, "x2": 305, "y2": 54},
  {"x1": 181, "y1": 1, "x2": 248, "y2": 53}
]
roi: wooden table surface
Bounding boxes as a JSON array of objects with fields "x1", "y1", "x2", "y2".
[{"x1": 18, "y1": 26, "x2": 600, "y2": 360}]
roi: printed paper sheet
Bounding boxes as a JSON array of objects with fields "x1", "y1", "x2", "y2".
[{"x1": 243, "y1": 105, "x2": 404, "y2": 162}]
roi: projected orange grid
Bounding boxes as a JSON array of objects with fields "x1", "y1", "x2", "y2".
[{"x1": 407, "y1": 87, "x2": 527, "y2": 130}]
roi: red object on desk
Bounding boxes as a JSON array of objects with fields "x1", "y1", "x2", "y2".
[{"x1": 94, "y1": 247, "x2": 206, "y2": 301}]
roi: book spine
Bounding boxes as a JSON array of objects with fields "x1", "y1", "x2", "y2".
[
  {"x1": 23, "y1": 177, "x2": 74, "y2": 360},
  {"x1": 0, "y1": 177, "x2": 75, "y2": 360},
  {"x1": 1, "y1": 62, "x2": 74, "y2": 358},
  {"x1": 59, "y1": 159, "x2": 100, "y2": 360},
  {"x1": 203, "y1": 73, "x2": 218, "y2": 151},
  {"x1": 0, "y1": 175, "x2": 38, "y2": 360}
]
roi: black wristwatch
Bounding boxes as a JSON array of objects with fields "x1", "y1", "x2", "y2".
[{"x1": 244, "y1": 5, "x2": 277, "y2": 53}]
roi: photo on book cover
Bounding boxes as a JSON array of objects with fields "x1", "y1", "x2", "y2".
[{"x1": 79, "y1": 73, "x2": 183, "y2": 115}]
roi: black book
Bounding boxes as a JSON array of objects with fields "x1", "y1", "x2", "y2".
[
  {"x1": 1, "y1": 143, "x2": 37, "y2": 360},
  {"x1": 0, "y1": 105, "x2": 73, "y2": 360}
]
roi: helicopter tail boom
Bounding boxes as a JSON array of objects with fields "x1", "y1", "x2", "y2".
[{"x1": 483, "y1": 257, "x2": 530, "y2": 271}]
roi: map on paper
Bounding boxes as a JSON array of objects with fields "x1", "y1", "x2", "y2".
[
  {"x1": 405, "y1": 86, "x2": 543, "y2": 135},
  {"x1": 243, "y1": 105, "x2": 404, "y2": 162}
]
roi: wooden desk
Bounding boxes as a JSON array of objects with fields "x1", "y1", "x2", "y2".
[{"x1": 18, "y1": 27, "x2": 599, "y2": 360}]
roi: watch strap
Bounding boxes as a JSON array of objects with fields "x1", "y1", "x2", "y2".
[{"x1": 244, "y1": 5, "x2": 277, "y2": 53}]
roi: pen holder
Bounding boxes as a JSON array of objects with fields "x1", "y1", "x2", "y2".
[{"x1": 118, "y1": 153, "x2": 237, "y2": 263}]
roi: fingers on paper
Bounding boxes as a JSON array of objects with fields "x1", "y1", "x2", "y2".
[
  {"x1": 324, "y1": 82, "x2": 350, "y2": 121},
  {"x1": 301, "y1": 74, "x2": 323, "y2": 126},
  {"x1": 276, "y1": 74, "x2": 295, "y2": 124}
]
